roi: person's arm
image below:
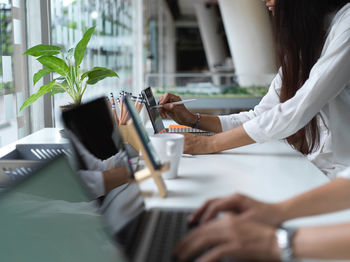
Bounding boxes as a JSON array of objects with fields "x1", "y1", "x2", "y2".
[
  {"x1": 102, "y1": 166, "x2": 130, "y2": 193},
  {"x1": 294, "y1": 223, "x2": 350, "y2": 260},
  {"x1": 175, "y1": 213, "x2": 350, "y2": 262},
  {"x1": 78, "y1": 166, "x2": 130, "y2": 198},
  {"x1": 188, "y1": 170, "x2": 350, "y2": 226},
  {"x1": 158, "y1": 71, "x2": 282, "y2": 134},
  {"x1": 242, "y1": 28, "x2": 350, "y2": 144},
  {"x1": 277, "y1": 176, "x2": 350, "y2": 222},
  {"x1": 218, "y1": 70, "x2": 282, "y2": 132},
  {"x1": 183, "y1": 125, "x2": 255, "y2": 154}
]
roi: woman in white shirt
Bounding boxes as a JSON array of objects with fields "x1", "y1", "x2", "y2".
[
  {"x1": 158, "y1": 0, "x2": 350, "y2": 178},
  {"x1": 171, "y1": 1, "x2": 350, "y2": 261}
]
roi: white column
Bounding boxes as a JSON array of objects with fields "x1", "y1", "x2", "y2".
[
  {"x1": 132, "y1": 0, "x2": 144, "y2": 95},
  {"x1": 218, "y1": 0, "x2": 277, "y2": 86},
  {"x1": 194, "y1": 3, "x2": 228, "y2": 71}
]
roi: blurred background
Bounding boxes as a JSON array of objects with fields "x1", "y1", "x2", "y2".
[{"x1": 0, "y1": 0, "x2": 277, "y2": 147}]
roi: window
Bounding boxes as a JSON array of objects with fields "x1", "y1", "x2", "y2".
[
  {"x1": 0, "y1": 0, "x2": 144, "y2": 146},
  {"x1": 0, "y1": 0, "x2": 30, "y2": 147},
  {"x1": 50, "y1": 0, "x2": 142, "y2": 128}
]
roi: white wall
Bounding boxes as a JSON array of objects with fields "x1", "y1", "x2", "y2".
[{"x1": 218, "y1": 0, "x2": 277, "y2": 86}]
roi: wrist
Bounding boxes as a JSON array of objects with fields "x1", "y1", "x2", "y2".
[
  {"x1": 277, "y1": 199, "x2": 298, "y2": 223},
  {"x1": 270, "y1": 230, "x2": 281, "y2": 261},
  {"x1": 273, "y1": 202, "x2": 290, "y2": 226},
  {"x1": 275, "y1": 227, "x2": 297, "y2": 262},
  {"x1": 185, "y1": 112, "x2": 197, "y2": 127}
]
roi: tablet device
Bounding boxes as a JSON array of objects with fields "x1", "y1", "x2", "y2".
[
  {"x1": 141, "y1": 87, "x2": 165, "y2": 133},
  {"x1": 122, "y1": 96, "x2": 161, "y2": 170},
  {"x1": 141, "y1": 87, "x2": 215, "y2": 136}
]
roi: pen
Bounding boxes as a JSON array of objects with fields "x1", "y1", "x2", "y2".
[{"x1": 153, "y1": 99, "x2": 197, "y2": 108}]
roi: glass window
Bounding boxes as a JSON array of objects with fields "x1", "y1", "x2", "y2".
[
  {"x1": 50, "y1": 0, "x2": 138, "y2": 128},
  {"x1": 0, "y1": 0, "x2": 30, "y2": 147}
]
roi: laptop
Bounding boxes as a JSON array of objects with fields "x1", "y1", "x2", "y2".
[
  {"x1": 141, "y1": 87, "x2": 215, "y2": 136},
  {"x1": 0, "y1": 155, "x2": 125, "y2": 262},
  {"x1": 61, "y1": 97, "x2": 123, "y2": 161},
  {"x1": 61, "y1": 97, "x2": 194, "y2": 261},
  {"x1": 101, "y1": 95, "x2": 193, "y2": 262}
]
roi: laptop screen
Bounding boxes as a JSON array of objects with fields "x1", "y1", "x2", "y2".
[
  {"x1": 123, "y1": 96, "x2": 161, "y2": 170},
  {"x1": 141, "y1": 87, "x2": 165, "y2": 133},
  {"x1": 62, "y1": 97, "x2": 123, "y2": 160},
  {"x1": 0, "y1": 156, "x2": 123, "y2": 262}
]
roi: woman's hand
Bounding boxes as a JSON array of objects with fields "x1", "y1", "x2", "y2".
[
  {"x1": 174, "y1": 213, "x2": 280, "y2": 262},
  {"x1": 189, "y1": 193, "x2": 286, "y2": 227},
  {"x1": 158, "y1": 93, "x2": 197, "y2": 126}
]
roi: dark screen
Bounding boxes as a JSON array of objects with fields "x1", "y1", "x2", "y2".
[
  {"x1": 142, "y1": 87, "x2": 165, "y2": 133},
  {"x1": 62, "y1": 97, "x2": 123, "y2": 160}
]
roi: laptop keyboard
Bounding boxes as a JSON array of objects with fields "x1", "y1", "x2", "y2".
[
  {"x1": 145, "y1": 210, "x2": 191, "y2": 262},
  {"x1": 167, "y1": 128, "x2": 215, "y2": 137},
  {"x1": 116, "y1": 211, "x2": 151, "y2": 260}
]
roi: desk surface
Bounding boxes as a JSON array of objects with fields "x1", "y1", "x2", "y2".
[{"x1": 2, "y1": 128, "x2": 350, "y2": 229}]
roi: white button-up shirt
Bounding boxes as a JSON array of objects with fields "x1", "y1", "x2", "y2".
[{"x1": 219, "y1": 4, "x2": 350, "y2": 179}]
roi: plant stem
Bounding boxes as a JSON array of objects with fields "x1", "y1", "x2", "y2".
[
  {"x1": 81, "y1": 81, "x2": 88, "y2": 97},
  {"x1": 55, "y1": 82, "x2": 73, "y2": 97}
]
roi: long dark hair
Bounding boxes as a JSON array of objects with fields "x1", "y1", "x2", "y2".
[{"x1": 274, "y1": 0, "x2": 350, "y2": 155}]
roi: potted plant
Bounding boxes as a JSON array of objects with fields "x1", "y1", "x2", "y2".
[{"x1": 20, "y1": 26, "x2": 118, "y2": 111}]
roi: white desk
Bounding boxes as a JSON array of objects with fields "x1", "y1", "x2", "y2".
[
  {"x1": 2, "y1": 128, "x2": 350, "y2": 229},
  {"x1": 0, "y1": 128, "x2": 67, "y2": 158}
]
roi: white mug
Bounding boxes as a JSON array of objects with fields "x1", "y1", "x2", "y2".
[{"x1": 150, "y1": 134, "x2": 184, "y2": 179}]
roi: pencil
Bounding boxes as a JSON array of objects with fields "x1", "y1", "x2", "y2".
[{"x1": 110, "y1": 93, "x2": 120, "y2": 125}]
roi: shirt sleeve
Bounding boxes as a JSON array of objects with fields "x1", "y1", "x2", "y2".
[
  {"x1": 102, "y1": 151, "x2": 129, "y2": 170},
  {"x1": 243, "y1": 28, "x2": 350, "y2": 143},
  {"x1": 77, "y1": 170, "x2": 105, "y2": 198},
  {"x1": 218, "y1": 70, "x2": 282, "y2": 131},
  {"x1": 338, "y1": 167, "x2": 350, "y2": 180}
]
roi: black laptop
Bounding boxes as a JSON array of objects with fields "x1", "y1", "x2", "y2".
[
  {"x1": 141, "y1": 87, "x2": 215, "y2": 136},
  {"x1": 61, "y1": 97, "x2": 123, "y2": 161}
]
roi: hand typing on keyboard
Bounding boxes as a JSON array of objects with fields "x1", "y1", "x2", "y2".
[{"x1": 173, "y1": 213, "x2": 279, "y2": 262}]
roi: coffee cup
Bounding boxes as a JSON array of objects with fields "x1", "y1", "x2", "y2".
[{"x1": 149, "y1": 134, "x2": 184, "y2": 179}]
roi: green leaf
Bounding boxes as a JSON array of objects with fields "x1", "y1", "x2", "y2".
[
  {"x1": 50, "y1": 85, "x2": 66, "y2": 96},
  {"x1": 50, "y1": 78, "x2": 68, "y2": 96},
  {"x1": 65, "y1": 48, "x2": 75, "y2": 65},
  {"x1": 23, "y1": 44, "x2": 61, "y2": 57},
  {"x1": 74, "y1": 26, "x2": 95, "y2": 67},
  {"x1": 37, "y1": 56, "x2": 69, "y2": 76},
  {"x1": 20, "y1": 81, "x2": 54, "y2": 111},
  {"x1": 81, "y1": 71, "x2": 88, "y2": 81},
  {"x1": 33, "y1": 68, "x2": 53, "y2": 85},
  {"x1": 85, "y1": 67, "x2": 119, "y2": 85}
]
